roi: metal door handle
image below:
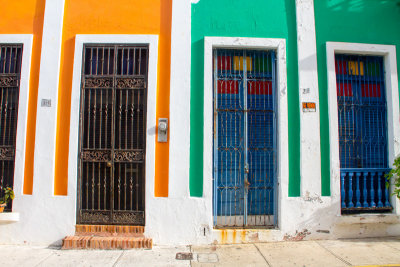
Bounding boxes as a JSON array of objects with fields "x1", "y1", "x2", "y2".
[
  {"x1": 107, "y1": 161, "x2": 112, "y2": 167},
  {"x1": 244, "y1": 180, "x2": 250, "y2": 187}
]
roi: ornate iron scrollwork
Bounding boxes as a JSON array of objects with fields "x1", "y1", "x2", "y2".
[
  {"x1": 78, "y1": 45, "x2": 148, "y2": 225},
  {"x1": 81, "y1": 211, "x2": 110, "y2": 224},
  {"x1": 85, "y1": 77, "x2": 113, "y2": 88},
  {"x1": 113, "y1": 212, "x2": 144, "y2": 225},
  {"x1": 0, "y1": 147, "x2": 15, "y2": 160},
  {"x1": 0, "y1": 76, "x2": 18, "y2": 87},
  {"x1": 80, "y1": 150, "x2": 112, "y2": 162},
  {"x1": 114, "y1": 150, "x2": 144, "y2": 162},
  {"x1": 116, "y1": 78, "x2": 146, "y2": 89}
]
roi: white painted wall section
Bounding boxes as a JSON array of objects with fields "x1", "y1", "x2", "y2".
[
  {"x1": 295, "y1": 0, "x2": 322, "y2": 196},
  {"x1": 169, "y1": 0, "x2": 191, "y2": 198},
  {"x1": 33, "y1": 0, "x2": 65, "y2": 196}
]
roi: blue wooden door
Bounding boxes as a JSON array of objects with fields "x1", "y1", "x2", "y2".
[{"x1": 213, "y1": 49, "x2": 277, "y2": 227}]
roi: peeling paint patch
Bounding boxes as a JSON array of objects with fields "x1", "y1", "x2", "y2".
[
  {"x1": 283, "y1": 229, "x2": 310, "y2": 241},
  {"x1": 303, "y1": 191, "x2": 323, "y2": 203},
  {"x1": 249, "y1": 232, "x2": 259, "y2": 242}
]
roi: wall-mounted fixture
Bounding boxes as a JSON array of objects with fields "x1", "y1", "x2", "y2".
[{"x1": 158, "y1": 118, "x2": 168, "y2": 142}]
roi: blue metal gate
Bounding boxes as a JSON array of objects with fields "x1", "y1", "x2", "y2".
[
  {"x1": 213, "y1": 49, "x2": 277, "y2": 227},
  {"x1": 336, "y1": 54, "x2": 392, "y2": 213}
]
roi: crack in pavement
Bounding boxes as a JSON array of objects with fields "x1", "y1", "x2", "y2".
[
  {"x1": 253, "y1": 243, "x2": 272, "y2": 267},
  {"x1": 112, "y1": 251, "x2": 125, "y2": 267},
  {"x1": 316, "y1": 241, "x2": 352, "y2": 266}
]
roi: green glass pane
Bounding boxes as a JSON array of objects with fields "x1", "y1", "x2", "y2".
[
  {"x1": 366, "y1": 62, "x2": 381, "y2": 76},
  {"x1": 254, "y1": 57, "x2": 272, "y2": 73}
]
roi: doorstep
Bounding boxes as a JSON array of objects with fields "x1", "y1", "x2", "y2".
[
  {"x1": 62, "y1": 224, "x2": 152, "y2": 250},
  {"x1": 0, "y1": 212, "x2": 20, "y2": 225},
  {"x1": 335, "y1": 214, "x2": 400, "y2": 225}
]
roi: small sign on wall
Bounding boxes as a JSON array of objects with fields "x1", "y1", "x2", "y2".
[
  {"x1": 41, "y1": 99, "x2": 51, "y2": 107},
  {"x1": 302, "y1": 102, "x2": 316, "y2": 112}
]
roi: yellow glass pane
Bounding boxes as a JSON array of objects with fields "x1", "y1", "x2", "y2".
[
  {"x1": 348, "y1": 61, "x2": 364, "y2": 76},
  {"x1": 234, "y1": 56, "x2": 253, "y2": 71}
]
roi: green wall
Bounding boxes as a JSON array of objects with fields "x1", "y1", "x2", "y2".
[
  {"x1": 190, "y1": 0, "x2": 301, "y2": 197},
  {"x1": 314, "y1": 0, "x2": 400, "y2": 195}
]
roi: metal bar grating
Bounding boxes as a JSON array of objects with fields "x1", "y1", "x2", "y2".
[
  {"x1": 336, "y1": 54, "x2": 391, "y2": 213},
  {"x1": 78, "y1": 45, "x2": 148, "y2": 225},
  {"x1": 0, "y1": 44, "x2": 23, "y2": 212},
  {"x1": 213, "y1": 49, "x2": 277, "y2": 228}
]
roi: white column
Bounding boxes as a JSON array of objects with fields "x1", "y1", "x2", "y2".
[
  {"x1": 296, "y1": 0, "x2": 321, "y2": 196},
  {"x1": 169, "y1": 0, "x2": 191, "y2": 197},
  {"x1": 33, "y1": 0, "x2": 65, "y2": 196}
]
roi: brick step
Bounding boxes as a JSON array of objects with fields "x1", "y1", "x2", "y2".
[
  {"x1": 62, "y1": 235, "x2": 152, "y2": 250},
  {"x1": 74, "y1": 232, "x2": 144, "y2": 237},
  {"x1": 75, "y1": 224, "x2": 145, "y2": 234}
]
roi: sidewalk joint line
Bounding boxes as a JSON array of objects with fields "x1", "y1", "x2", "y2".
[
  {"x1": 381, "y1": 239, "x2": 400, "y2": 252},
  {"x1": 34, "y1": 249, "x2": 56, "y2": 267},
  {"x1": 316, "y1": 241, "x2": 352, "y2": 266},
  {"x1": 253, "y1": 243, "x2": 272, "y2": 267},
  {"x1": 112, "y1": 250, "x2": 125, "y2": 267}
]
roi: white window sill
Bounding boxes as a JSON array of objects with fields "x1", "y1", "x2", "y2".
[
  {"x1": 336, "y1": 214, "x2": 400, "y2": 225},
  {"x1": 0, "y1": 212, "x2": 20, "y2": 225}
]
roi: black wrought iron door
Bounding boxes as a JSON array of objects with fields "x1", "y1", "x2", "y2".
[
  {"x1": 0, "y1": 44, "x2": 22, "y2": 212},
  {"x1": 77, "y1": 45, "x2": 148, "y2": 225}
]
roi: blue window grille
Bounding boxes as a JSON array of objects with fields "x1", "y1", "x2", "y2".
[
  {"x1": 213, "y1": 49, "x2": 277, "y2": 227},
  {"x1": 336, "y1": 54, "x2": 391, "y2": 213}
]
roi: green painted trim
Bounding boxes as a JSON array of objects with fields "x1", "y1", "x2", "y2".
[
  {"x1": 189, "y1": 0, "x2": 301, "y2": 197},
  {"x1": 189, "y1": 34, "x2": 205, "y2": 197},
  {"x1": 286, "y1": 0, "x2": 301, "y2": 197},
  {"x1": 317, "y1": 43, "x2": 331, "y2": 196}
]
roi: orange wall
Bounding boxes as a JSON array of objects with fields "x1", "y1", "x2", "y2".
[
  {"x1": 0, "y1": 0, "x2": 46, "y2": 195},
  {"x1": 54, "y1": 0, "x2": 172, "y2": 196}
]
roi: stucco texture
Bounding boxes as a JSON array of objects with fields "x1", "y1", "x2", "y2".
[
  {"x1": 315, "y1": 0, "x2": 400, "y2": 196},
  {"x1": 190, "y1": 0, "x2": 301, "y2": 197}
]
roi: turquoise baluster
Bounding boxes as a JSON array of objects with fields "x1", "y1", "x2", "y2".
[
  {"x1": 355, "y1": 172, "x2": 361, "y2": 207},
  {"x1": 377, "y1": 171, "x2": 383, "y2": 207},
  {"x1": 370, "y1": 171, "x2": 376, "y2": 207},
  {"x1": 341, "y1": 172, "x2": 346, "y2": 208},
  {"x1": 348, "y1": 172, "x2": 354, "y2": 208},
  {"x1": 363, "y1": 172, "x2": 369, "y2": 208}
]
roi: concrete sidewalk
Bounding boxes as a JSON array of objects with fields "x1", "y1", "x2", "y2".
[{"x1": 2, "y1": 237, "x2": 400, "y2": 267}]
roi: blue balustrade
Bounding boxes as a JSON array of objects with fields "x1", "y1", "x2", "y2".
[
  {"x1": 355, "y1": 172, "x2": 362, "y2": 208},
  {"x1": 341, "y1": 168, "x2": 392, "y2": 212}
]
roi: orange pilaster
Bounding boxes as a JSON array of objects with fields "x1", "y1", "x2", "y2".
[{"x1": 0, "y1": 0, "x2": 46, "y2": 195}]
